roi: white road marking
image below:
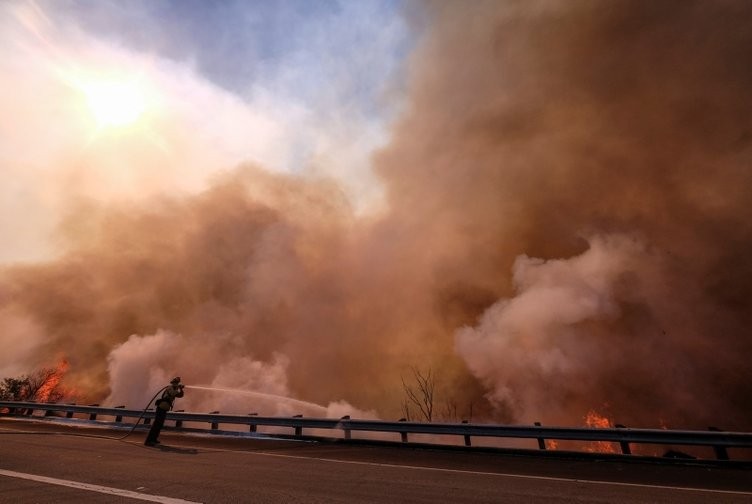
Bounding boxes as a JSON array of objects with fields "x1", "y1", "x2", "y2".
[{"x1": 0, "y1": 469, "x2": 201, "y2": 504}]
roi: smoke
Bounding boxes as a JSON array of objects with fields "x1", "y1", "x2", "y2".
[
  {"x1": 105, "y1": 330, "x2": 377, "y2": 418},
  {"x1": 2, "y1": 0, "x2": 752, "y2": 429},
  {"x1": 456, "y1": 234, "x2": 650, "y2": 423},
  {"x1": 383, "y1": 0, "x2": 752, "y2": 428}
]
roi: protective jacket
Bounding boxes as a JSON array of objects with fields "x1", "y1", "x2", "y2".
[{"x1": 156, "y1": 384, "x2": 184, "y2": 411}]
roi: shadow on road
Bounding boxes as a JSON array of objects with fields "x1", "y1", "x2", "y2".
[{"x1": 149, "y1": 445, "x2": 199, "y2": 455}]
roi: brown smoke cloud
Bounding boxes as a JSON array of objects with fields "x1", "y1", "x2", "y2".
[
  {"x1": 2, "y1": 0, "x2": 752, "y2": 429},
  {"x1": 378, "y1": 0, "x2": 752, "y2": 428}
]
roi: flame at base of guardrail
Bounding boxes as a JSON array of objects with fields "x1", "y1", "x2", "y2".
[{"x1": 584, "y1": 410, "x2": 617, "y2": 454}]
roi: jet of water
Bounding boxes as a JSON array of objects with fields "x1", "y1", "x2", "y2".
[{"x1": 185, "y1": 384, "x2": 328, "y2": 414}]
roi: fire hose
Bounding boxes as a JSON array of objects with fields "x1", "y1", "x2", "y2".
[{"x1": 116, "y1": 385, "x2": 169, "y2": 440}]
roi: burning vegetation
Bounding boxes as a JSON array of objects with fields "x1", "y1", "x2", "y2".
[
  {"x1": 0, "y1": 361, "x2": 74, "y2": 404},
  {"x1": 584, "y1": 410, "x2": 618, "y2": 454}
]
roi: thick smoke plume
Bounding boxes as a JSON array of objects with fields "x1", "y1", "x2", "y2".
[{"x1": 2, "y1": 0, "x2": 752, "y2": 429}]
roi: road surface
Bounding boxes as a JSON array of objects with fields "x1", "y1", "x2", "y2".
[{"x1": 1, "y1": 418, "x2": 750, "y2": 503}]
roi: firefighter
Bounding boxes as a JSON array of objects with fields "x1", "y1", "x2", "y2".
[{"x1": 144, "y1": 376, "x2": 184, "y2": 446}]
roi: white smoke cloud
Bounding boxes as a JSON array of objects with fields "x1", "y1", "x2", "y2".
[
  {"x1": 104, "y1": 330, "x2": 377, "y2": 419},
  {"x1": 455, "y1": 235, "x2": 645, "y2": 423},
  {"x1": 324, "y1": 400, "x2": 378, "y2": 420},
  {"x1": 104, "y1": 330, "x2": 184, "y2": 408}
]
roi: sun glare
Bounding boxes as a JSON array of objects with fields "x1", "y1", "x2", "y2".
[
  {"x1": 64, "y1": 69, "x2": 168, "y2": 150},
  {"x1": 81, "y1": 78, "x2": 147, "y2": 128}
]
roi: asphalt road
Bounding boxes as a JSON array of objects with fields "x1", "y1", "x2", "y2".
[{"x1": 1, "y1": 418, "x2": 750, "y2": 503}]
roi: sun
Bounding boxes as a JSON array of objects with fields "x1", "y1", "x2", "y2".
[
  {"x1": 81, "y1": 78, "x2": 147, "y2": 128},
  {"x1": 65, "y1": 69, "x2": 168, "y2": 150}
]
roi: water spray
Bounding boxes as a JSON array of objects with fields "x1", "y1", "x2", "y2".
[{"x1": 185, "y1": 384, "x2": 328, "y2": 414}]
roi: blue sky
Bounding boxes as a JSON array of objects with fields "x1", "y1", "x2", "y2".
[{"x1": 44, "y1": 0, "x2": 411, "y2": 123}]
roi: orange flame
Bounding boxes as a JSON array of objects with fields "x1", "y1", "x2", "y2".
[
  {"x1": 584, "y1": 409, "x2": 617, "y2": 453},
  {"x1": 36, "y1": 360, "x2": 70, "y2": 402},
  {"x1": 585, "y1": 409, "x2": 613, "y2": 429}
]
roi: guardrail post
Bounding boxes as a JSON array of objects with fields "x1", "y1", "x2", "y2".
[
  {"x1": 615, "y1": 424, "x2": 632, "y2": 455},
  {"x1": 174, "y1": 410, "x2": 184, "y2": 428},
  {"x1": 143, "y1": 409, "x2": 152, "y2": 425},
  {"x1": 88, "y1": 404, "x2": 100, "y2": 421},
  {"x1": 66, "y1": 403, "x2": 75, "y2": 418},
  {"x1": 534, "y1": 422, "x2": 547, "y2": 450},
  {"x1": 341, "y1": 415, "x2": 351, "y2": 440},
  {"x1": 210, "y1": 411, "x2": 220, "y2": 430},
  {"x1": 708, "y1": 427, "x2": 729, "y2": 460},
  {"x1": 25, "y1": 402, "x2": 36, "y2": 416},
  {"x1": 248, "y1": 413, "x2": 258, "y2": 432},
  {"x1": 398, "y1": 418, "x2": 408, "y2": 443},
  {"x1": 462, "y1": 420, "x2": 472, "y2": 447},
  {"x1": 114, "y1": 405, "x2": 125, "y2": 423},
  {"x1": 293, "y1": 415, "x2": 303, "y2": 436}
]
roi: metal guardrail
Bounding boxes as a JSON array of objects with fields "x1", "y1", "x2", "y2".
[{"x1": 2, "y1": 400, "x2": 751, "y2": 461}]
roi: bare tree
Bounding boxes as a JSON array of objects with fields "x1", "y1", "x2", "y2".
[{"x1": 401, "y1": 366, "x2": 435, "y2": 422}]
